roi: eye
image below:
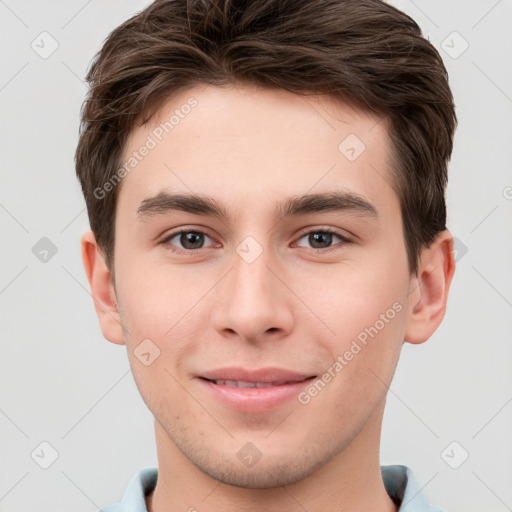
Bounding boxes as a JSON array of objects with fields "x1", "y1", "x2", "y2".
[
  {"x1": 160, "y1": 227, "x2": 351, "y2": 254},
  {"x1": 294, "y1": 228, "x2": 351, "y2": 251},
  {"x1": 161, "y1": 229, "x2": 217, "y2": 252}
]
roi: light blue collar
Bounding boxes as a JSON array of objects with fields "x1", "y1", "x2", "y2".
[{"x1": 102, "y1": 464, "x2": 444, "y2": 511}]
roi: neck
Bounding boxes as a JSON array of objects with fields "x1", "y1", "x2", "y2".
[{"x1": 146, "y1": 402, "x2": 397, "y2": 512}]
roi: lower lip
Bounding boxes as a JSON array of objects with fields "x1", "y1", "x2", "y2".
[{"x1": 197, "y1": 377, "x2": 315, "y2": 413}]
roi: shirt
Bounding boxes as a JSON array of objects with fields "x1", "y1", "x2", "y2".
[{"x1": 100, "y1": 464, "x2": 444, "y2": 511}]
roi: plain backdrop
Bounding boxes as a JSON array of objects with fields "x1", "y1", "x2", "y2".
[{"x1": 1, "y1": 1, "x2": 511, "y2": 511}]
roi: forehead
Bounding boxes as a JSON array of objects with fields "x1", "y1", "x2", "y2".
[{"x1": 117, "y1": 83, "x2": 397, "y2": 222}]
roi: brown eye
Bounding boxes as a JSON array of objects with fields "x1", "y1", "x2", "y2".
[
  {"x1": 295, "y1": 229, "x2": 350, "y2": 250},
  {"x1": 162, "y1": 230, "x2": 215, "y2": 251}
]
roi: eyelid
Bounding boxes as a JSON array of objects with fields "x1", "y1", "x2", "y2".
[{"x1": 295, "y1": 225, "x2": 352, "y2": 240}]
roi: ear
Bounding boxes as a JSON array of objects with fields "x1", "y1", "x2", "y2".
[
  {"x1": 404, "y1": 230, "x2": 456, "y2": 344},
  {"x1": 80, "y1": 230, "x2": 125, "y2": 345}
]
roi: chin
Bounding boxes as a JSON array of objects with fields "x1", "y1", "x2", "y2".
[
  {"x1": 198, "y1": 457, "x2": 318, "y2": 488},
  {"x1": 178, "y1": 438, "x2": 332, "y2": 489}
]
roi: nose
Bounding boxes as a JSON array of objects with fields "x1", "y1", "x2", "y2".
[{"x1": 211, "y1": 243, "x2": 294, "y2": 344}]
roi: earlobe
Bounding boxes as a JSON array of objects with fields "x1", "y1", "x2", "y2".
[
  {"x1": 404, "y1": 230, "x2": 456, "y2": 345},
  {"x1": 80, "y1": 230, "x2": 125, "y2": 345}
]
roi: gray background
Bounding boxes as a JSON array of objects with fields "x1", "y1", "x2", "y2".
[{"x1": 1, "y1": 1, "x2": 511, "y2": 511}]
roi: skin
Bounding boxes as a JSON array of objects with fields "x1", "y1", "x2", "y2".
[{"x1": 81, "y1": 83, "x2": 455, "y2": 512}]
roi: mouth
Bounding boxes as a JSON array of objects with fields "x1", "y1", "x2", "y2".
[
  {"x1": 198, "y1": 367, "x2": 315, "y2": 383},
  {"x1": 196, "y1": 368, "x2": 316, "y2": 412},
  {"x1": 201, "y1": 378, "x2": 300, "y2": 388}
]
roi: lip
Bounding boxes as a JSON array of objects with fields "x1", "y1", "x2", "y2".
[
  {"x1": 199, "y1": 367, "x2": 314, "y2": 383},
  {"x1": 196, "y1": 367, "x2": 316, "y2": 413}
]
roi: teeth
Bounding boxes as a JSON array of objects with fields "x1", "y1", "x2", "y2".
[{"x1": 213, "y1": 379, "x2": 287, "y2": 387}]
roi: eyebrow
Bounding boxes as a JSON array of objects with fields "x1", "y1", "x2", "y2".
[{"x1": 136, "y1": 190, "x2": 378, "y2": 222}]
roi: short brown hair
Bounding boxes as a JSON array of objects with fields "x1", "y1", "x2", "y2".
[{"x1": 75, "y1": 0, "x2": 457, "y2": 276}]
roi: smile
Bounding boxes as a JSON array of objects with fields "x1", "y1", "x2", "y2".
[
  {"x1": 206, "y1": 379, "x2": 293, "y2": 387},
  {"x1": 196, "y1": 368, "x2": 316, "y2": 413}
]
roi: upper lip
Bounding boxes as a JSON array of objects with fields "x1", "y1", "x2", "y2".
[{"x1": 198, "y1": 367, "x2": 315, "y2": 384}]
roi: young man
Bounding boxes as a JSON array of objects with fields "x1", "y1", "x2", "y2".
[{"x1": 76, "y1": 0, "x2": 456, "y2": 510}]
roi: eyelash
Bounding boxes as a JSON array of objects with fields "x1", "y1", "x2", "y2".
[{"x1": 160, "y1": 227, "x2": 352, "y2": 254}]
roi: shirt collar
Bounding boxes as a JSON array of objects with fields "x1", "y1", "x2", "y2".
[
  {"x1": 112, "y1": 465, "x2": 443, "y2": 512},
  {"x1": 381, "y1": 465, "x2": 444, "y2": 511}
]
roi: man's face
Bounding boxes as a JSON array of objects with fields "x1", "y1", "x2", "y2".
[{"x1": 112, "y1": 84, "x2": 413, "y2": 487}]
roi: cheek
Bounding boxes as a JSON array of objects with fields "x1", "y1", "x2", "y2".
[
  {"x1": 300, "y1": 292, "x2": 407, "y2": 426},
  {"x1": 116, "y1": 258, "x2": 202, "y2": 336},
  {"x1": 296, "y1": 259, "x2": 409, "y2": 408},
  {"x1": 117, "y1": 272, "x2": 203, "y2": 413},
  {"x1": 298, "y1": 259, "x2": 407, "y2": 342},
  {"x1": 116, "y1": 263, "x2": 216, "y2": 383}
]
